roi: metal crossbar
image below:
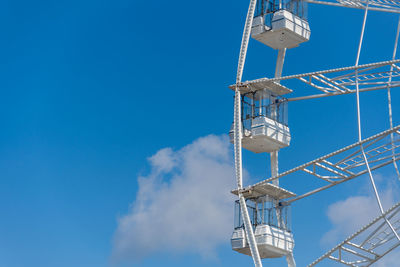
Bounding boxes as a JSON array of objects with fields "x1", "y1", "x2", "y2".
[
  {"x1": 230, "y1": 60, "x2": 400, "y2": 101},
  {"x1": 308, "y1": 202, "x2": 400, "y2": 266},
  {"x1": 306, "y1": 0, "x2": 400, "y2": 13},
  {"x1": 233, "y1": 125, "x2": 400, "y2": 204}
]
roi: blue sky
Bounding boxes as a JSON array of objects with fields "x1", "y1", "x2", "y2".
[{"x1": 0, "y1": 1, "x2": 400, "y2": 266}]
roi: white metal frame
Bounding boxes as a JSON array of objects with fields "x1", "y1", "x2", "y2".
[
  {"x1": 231, "y1": 0, "x2": 400, "y2": 265},
  {"x1": 305, "y1": 0, "x2": 400, "y2": 14},
  {"x1": 309, "y1": 201, "x2": 400, "y2": 266},
  {"x1": 234, "y1": 0, "x2": 263, "y2": 266},
  {"x1": 230, "y1": 60, "x2": 400, "y2": 101}
]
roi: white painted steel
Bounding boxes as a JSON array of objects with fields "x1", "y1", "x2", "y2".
[
  {"x1": 273, "y1": 47, "x2": 296, "y2": 267},
  {"x1": 274, "y1": 49, "x2": 286, "y2": 79},
  {"x1": 234, "y1": 91, "x2": 243, "y2": 190},
  {"x1": 232, "y1": 60, "x2": 400, "y2": 86},
  {"x1": 353, "y1": 0, "x2": 400, "y2": 243},
  {"x1": 305, "y1": 0, "x2": 400, "y2": 13},
  {"x1": 309, "y1": 202, "x2": 400, "y2": 266},
  {"x1": 232, "y1": 182, "x2": 296, "y2": 199},
  {"x1": 231, "y1": 224, "x2": 295, "y2": 259},
  {"x1": 387, "y1": 16, "x2": 400, "y2": 180},
  {"x1": 229, "y1": 117, "x2": 291, "y2": 153},
  {"x1": 234, "y1": 0, "x2": 262, "y2": 265},
  {"x1": 229, "y1": 80, "x2": 292, "y2": 95},
  {"x1": 255, "y1": 225, "x2": 294, "y2": 258},
  {"x1": 231, "y1": 1, "x2": 310, "y2": 263},
  {"x1": 236, "y1": 0, "x2": 258, "y2": 84},
  {"x1": 286, "y1": 253, "x2": 296, "y2": 267},
  {"x1": 231, "y1": 228, "x2": 247, "y2": 250},
  {"x1": 229, "y1": 60, "x2": 400, "y2": 102},
  {"x1": 248, "y1": 116, "x2": 290, "y2": 152},
  {"x1": 239, "y1": 193, "x2": 262, "y2": 266},
  {"x1": 229, "y1": 0, "x2": 400, "y2": 265},
  {"x1": 251, "y1": 10, "x2": 310, "y2": 49},
  {"x1": 271, "y1": 47, "x2": 287, "y2": 187}
]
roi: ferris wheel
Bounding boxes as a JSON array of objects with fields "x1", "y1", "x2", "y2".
[{"x1": 229, "y1": 0, "x2": 400, "y2": 266}]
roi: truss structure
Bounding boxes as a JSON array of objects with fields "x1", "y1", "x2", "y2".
[
  {"x1": 234, "y1": 125, "x2": 400, "y2": 204},
  {"x1": 229, "y1": 60, "x2": 400, "y2": 101},
  {"x1": 230, "y1": 0, "x2": 400, "y2": 264},
  {"x1": 309, "y1": 201, "x2": 400, "y2": 266},
  {"x1": 305, "y1": 0, "x2": 400, "y2": 13}
]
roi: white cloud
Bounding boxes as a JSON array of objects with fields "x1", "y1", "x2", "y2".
[
  {"x1": 148, "y1": 147, "x2": 177, "y2": 173},
  {"x1": 322, "y1": 180, "x2": 398, "y2": 245},
  {"x1": 375, "y1": 249, "x2": 400, "y2": 267},
  {"x1": 321, "y1": 175, "x2": 400, "y2": 265},
  {"x1": 111, "y1": 134, "x2": 236, "y2": 263}
]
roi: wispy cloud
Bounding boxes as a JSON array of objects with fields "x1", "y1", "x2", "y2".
[
  {"x1": 322, "y1": 177, "x2": 399, "y2": 246},
  {"x1": 320, "y1": 174, "x2": 400, "y2": 265},
  {"x1": 111, "y1": 134, "x2": 236, "y2": 263}
]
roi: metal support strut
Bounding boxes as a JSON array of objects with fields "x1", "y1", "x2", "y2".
[
  {"x1": 234, "y1": 0, "x2": 262, "y2": 266},
  {"x1": 272, "y1": 48, "x2": 296, "y2": 267},
  {"x1": 353, "y1": 0, "x2": 400, "y2": 244}
]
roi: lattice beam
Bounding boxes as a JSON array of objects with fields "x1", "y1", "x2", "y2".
[
  {"x1": 306, "y1": 0, "x2": 400, "y2": 14},
  {"x1": 309, "y1": 202, "x2": 400, "y2": 266},
  {"x1": 229, "y1": 60, "x2": 400, "y2": 101}
]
